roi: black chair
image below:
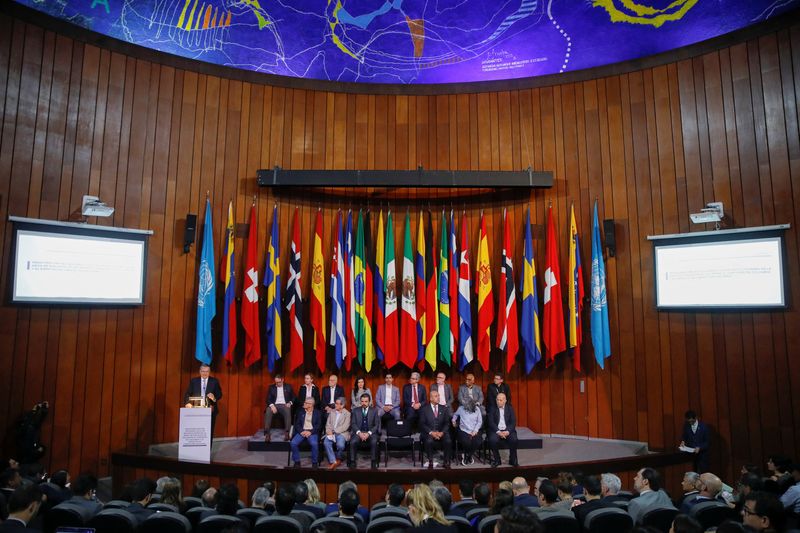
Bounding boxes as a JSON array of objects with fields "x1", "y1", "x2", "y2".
[
  {"x1": 641, "y1": 507, "x2": 679, "y2": 533},
  {"x1": 445, "y1": 515, "x2": 474, "y2": 533},
  {"x1": 477, "y1": 514, "x2": 502, "y2": 533},
  {"x1": 292, "y1": 509, "x2": 317, "y2": 531},
  {"x1": 140, "y1": 511, "x2": 192, "y2": 533},
  {"x1": 371, "y1": 502, "x2": 388, "y2": 511},
  {"x1": 326, "y1": 512, "x2": 366, "y2": 524},
  {"x1": 369, "y1": 507, "x2": 408, "y2": 521},
  {"x1": 366, "y1": 516, "x2": 413, "y2": 533},
  {"x1": 609, "y1": 501, "x2": 629, "y2": 511},
  {"x1": 616, "y1": 491, "x2": 635, "y2": 501},
  {"x1": 311, "y1": 516, "x2": 360, "y2": 533},
  {"x1": 383, "y1": 419, "x2": 417, "y2": 466},
  {"x1": 45, "y1": 503, "x2": 93, "y2": 533},
  {"x1": 148, "y1": 502, "x2": 179, "y2": 513},
  {"x1": 584, "y1": 507, "x2": 634, "y2": 533},
  {"x1": 88, "y1": 508, "x2": 138, "y2": 533},
  {"x1": 184, "y1": 496, "x2": 204, "y2": 510},
  {"x1": 690, "y1": 501, "x2": 739, "y2": 530},
  {"x1": 238, "y1": 507, "x2": 270, "y2": 528},
  {"x1": 254, "y1": 515, "x2": 305, "y2": 533},
  {"x1": 450, "y1": 501, "x2": 480, "y2": 516},
  {"x1": 197, "y1": 514, "x2": 246, "y2": 533},
  {"x1": 150, "y1": 494, "x2": 162, "y2": 502},
  {"x1": 539, "y1": 512, "x2": 580, "y2": 533},
  {"x1": 186, "y1": 506, "x2": 218, "y2": 530},
  {"x1": 465, "y1": 506, "x2": 490, "y2": 523},
  {"x1": 103, "y1": 500, "x2": 132, "y2": 509}
]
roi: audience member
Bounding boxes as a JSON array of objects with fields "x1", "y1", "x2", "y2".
[
  {"x1": 431, "y1": 372, "x2": 455, "y2": 410},
  {"x1": 385, "y1": 484, "x2": 406, "y2": 508},
  {"x1": 490, "y1": 489, "x2": 514, "y2": 516},
  {"x1": 780, "y1": 463, "x2": 800, "y2": 513},
  {"x1": 202, "y1": 487, "x2": 219, "y2": 509},
  {"x1": 553, "y1": 481, "x2": 576, "y2": 511},
  {"x1": 495, "y1": 505, "x2": 544, "y2": 533},
  {"x1": 407, "y1": 484, "x2": 455, "y2": 533},
  {"x1": 39, "y1": 469, "x2": 71, "y2": 508},
  {"x1": 499, "y1": 481, "x2": 513, "y2": 494},
  {"x1": 351, "y1": 376, "x2": 373, "y2": 408},
  {"x1": 275, "y1": 484, "x2": 296, "y2": 516},
  {"x1": 677, "y1": 472, "x2": 700, "y2": 507},
  {"x1": 457, "y1": 374, "x2": 485, "y2": 415},
  {"x1": 192, "y1": 479, "x2": 211, "y2": 498},
  {"x1": 305, "y1": 479, "x2": 324, "y2": 507},
  {"x1": 349, "y1": 394, "x2": 380, "y2": 469},
  {"x1": 264, "y1": 373, "x2": 295, "y2": 442},
  {"x1": 452, "y1": 397, "x2": 482, "y2": 466},
  {"x1": 403, "y1": 372, "x2": 427, "y2": 426},
  {"x1": 474, "y1": 483, "x2": 492, "y2": 507},
  {"x1": 216, "y1": 484, "x2": 240, "y2": 516},
  {"x1": 572, "y1": 475, "x2": 605, "y2": 527},
  {"x1": 375, "y1": 372, "x2": 401, "y2": 423},
  {"x1": 160, "y1": 478, "x2": 185, "y2": 513},
  {"x1": 338, "y1": 489, "x2": 366, "y2": 533},
  {"x1": 0, "y1": 485, "x2": 43, "y2": 533},
  {"x1": 668, "y1": 514, "x2": 702, "y2": 533},
  {"x1": 324, "y1": 397, "x2": 351, "y2": 470},
  {"x1": 486, "y1": 392, "x2": 519, "y2": 468},
  {"x1": 251, "y1": 487, "x2": 270, "y2": 509},
  {"x1": 420, "y1": 390, "x2": 453, "y2": 468},
  {"x1": 679, "y1": 410, "x2": 710, "y2": 473},
  {"x1": 627, "y1": 468, "x2": 675, "y2": 524},
  {"x1": 291, "y1": 398, "x2": 322, "y2": 468},
  {"x1": 433, "y1": 486, "x2": 453, "y2": 515},
  {"x1": 511, "y1": 477, "x2": 539, "y2": 508},
  {"x1": 294, "y1": 481, "x2": 324, "y2": 518},
  {"x1": 599, "y1": 473, "x2": 626, "y2": 504},
  {"x1": 325, "y1": 481, "x2": 370, "y2": 522},
  {"x1": 680, "y1": 472, "x2": 722, "y2": 513},
  {"x1": 155, "y1": 476, "x2": 171, "y2": 494},
  {"x1": 741, "y1": 491, "x2": 784, "y2": 532},
  {"x1": 67, "y1": 474, "x2": 102, "y2": 516},
  {"x1": 532, "y1": 480, "x2": 562, "y2": 517},
  {"x1": 126, "y1": 478, "x2": 157, "y2": 523},
  {"x1": 457, "y1": 479, "x2": 476, "y2": 504}
]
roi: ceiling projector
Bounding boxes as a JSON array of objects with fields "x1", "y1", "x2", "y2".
[
  {"x1": 81, "y1": 195, "x2": 115, "y2": 217},
  {"x1": 690, "y1": 202, "x2": 724, "y2": 224}
]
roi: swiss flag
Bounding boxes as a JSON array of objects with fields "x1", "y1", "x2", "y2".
[{"x1": 543, "y1": 206, "x2": 566, "y2": 366}]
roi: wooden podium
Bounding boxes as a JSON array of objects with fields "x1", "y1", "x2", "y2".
[{"x1": 178, "y1": 406, "x2": 212, "y2": 463}]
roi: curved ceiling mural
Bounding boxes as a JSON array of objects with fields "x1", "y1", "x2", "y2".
[{"x1": 14, "y1": 0, "x2": 799, "y2": 85}]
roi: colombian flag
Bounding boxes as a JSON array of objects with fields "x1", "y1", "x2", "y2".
[{"x1": 221, "y1": 201, "x2": 237, "y2": 365}]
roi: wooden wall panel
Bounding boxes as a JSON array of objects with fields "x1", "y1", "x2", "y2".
[{"x1": 2, "y1": 13, "x2": 800, "y2": 493}]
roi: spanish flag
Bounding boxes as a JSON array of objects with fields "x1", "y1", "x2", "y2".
[
  {"x1": 475, "y1": 211, "x2": 494, "y2": 372},
  {"x1": 310, "y1": 209, "x2": 327, "y2": 372}
]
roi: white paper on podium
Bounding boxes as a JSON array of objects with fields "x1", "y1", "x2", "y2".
[{"x1": 178, "y1": 407, "x2": 212, "y2": 463}]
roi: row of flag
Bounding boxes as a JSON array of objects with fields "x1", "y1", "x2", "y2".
[{"x1": 194, "y1": 200, "x2": 612, "y2": 374}]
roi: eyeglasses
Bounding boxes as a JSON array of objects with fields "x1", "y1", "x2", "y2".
[{"x1": 741, "y1": 506, "x2": 759, "y2": 517}]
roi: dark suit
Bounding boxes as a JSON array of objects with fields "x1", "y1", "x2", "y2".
[
  {"x1": 321, "y1": 385, "x2": 346, "y2": 410},
  {"x1": 297, "y1": 384, "x2": 321, "y2": 408},
  {"x1": 126, "y1": 502, "x2": 155, "y2": 525},
  {"x1": 572, "y1": 498, "x2": 607, "y2": 529},
  {"x1": 486, "y1": 404, "x2": 518, "y2": 465},
  {"x1": 265, "y1": 383, "x2": 295, "y2": 434},
  {"x1": 486, "y1": 382, "x2": 511, "y2": 413},
  {"x1": 514, "y1": 493, "x2": 540, "y2": 508},
  {"x1": 429, "y1": 383, "x2": 455, "y2": 410},
  {"x1": 0, "y1": 518, "x2": 41, "y2": 533},
  {"x1": 419, "y1": 403, "x2": 452, "y2": 464},
  {"x1": 184, "y1": 376, "x2": 223, "y2": 440},
  {"x1": 402, "y1": 383, "x2": 427, "y2": 424},
  {"x1": 681, "y1": 421, "x2": 710, "y2": 472},
  {"x1": 290, "y1": 408, "x2": 323, "y2": 464},
  {"x1": 349, "y1": 406, "x2": 380, "y2": 465},
  {"x1": 294, "y1": 503, "x2": 325, "y2": 519}
]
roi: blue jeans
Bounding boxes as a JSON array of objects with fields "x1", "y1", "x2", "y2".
[
  {"x1": 290, "y1": 433, "x2": 319, "y2": 463},
  {"x1": 322, "y1": 434, "x2": 347, "y2": 463}
]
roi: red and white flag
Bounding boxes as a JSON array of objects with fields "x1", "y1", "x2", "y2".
[{"x1": 242, "y1": 204, "x2": 261, "y2": 367}]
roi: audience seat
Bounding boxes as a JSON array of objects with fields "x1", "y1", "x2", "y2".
[
  {"x1": 140, "y1": 511, "x2": 192, "y2": 533},
  {"x1": 371, "y1": 502, "x2": 388, "y2": 511},
  {"x1": 148, "y1": 502, "x2": 179, "y2": 513},
  {"x1": 87, "y1": 508, "x2": 138, "y2": 533},
  {"x1": 292, "y1": 508, "x2": 318, "y2": 530},
  {"x1": 477, "y1": 514, "x2": 501, "y2": 533},
  {"x1": 103, "y1": 500, "x2": 132, "y2": 509},
  {"x1": 183, "y1": 496, "x2": 204, "y2": 510},
  {"x1": 254, "y1": 514, "x2": 305, "y2": 533},
  {"x1": 44, "y1": 503, "x2": 93, "y2": 533},
  {"x1": 369, "y1": 507, "x2": 408, "y2": 520},
  {"x1": 689, "y1": 500, "x2": 739, "y2": 530},
  {"x1": 238, "y1": 507, "x2": 270, "y2": 528},
  {"x1": 445, "y1": 515, "x2": 473, "y2": 533},
  {"x1": 186, "y1": 506, "x2": 218, "y2": 529},
  {"x1": 196, "y1": 514, "x2": 247, "y2": 533},
  {"x1": 641, "y1": 506, "x2": 679, "y2": 533},
  {"x1": 616, "y1": 491, "x2": 635, "y2": 501},
  {"x1": 465, "y1": 506, "x2": 490, "y2": 523},
  {"x1": 365, "y1": 515, "x2": 412, "y2": 533},
  {"x1": 584, "y1": 507, "x2": 634, "y2": 533},
  {"x1": 311, "y1": 516, "x2": 360, "y2": 533},
  {"x1": 539, "y1": 511, "x2": 580, "y2": 533}
]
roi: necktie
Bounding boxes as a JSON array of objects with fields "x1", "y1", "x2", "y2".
[
  {"x1": 202, "y1": 379, "x2": 207, "y2": 397},
  {"x1": 434, "y1": 405, "x2": 438, "y2": 418},
  {"x1": 363, "y1": 408, "x2": 367, "y2": 417},
  {"x1": 412, "y1": 385, "x2": 418, "y2": 404}
]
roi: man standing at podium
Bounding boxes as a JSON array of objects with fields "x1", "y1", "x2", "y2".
[{"x1": 184, "y1": 364, "x2": 222, "y2": 442}]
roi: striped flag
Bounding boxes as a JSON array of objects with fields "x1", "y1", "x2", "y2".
[
  {"x1": 310, "y1": 209, "x2": 326, "y2": 372},
  {"x1": 520, "y1": 207, "x2": 543, "y2": 374},
  {"x1": 330, "y1": 211, "x2": 347, "y2": 369},
  {"x1": 448, "y1": 210, "x2": 459, "y2": 365},
  {"x1": 458, "y1": 212, "x2": 474, "y2": 370},
  {"x1": 424, "y1": 211, "x2": 439, "y2": 371},
  {"x1": 568, "y1": 204, "x2": 585, "y2": 372},
  {"x1": 264, "y1": 205, "x2": 282, "y2": 372},
  {"x1": 344, "y1": 211, "x2": 357, "y2": 370},
  {"x1": 221, "y1": 201, "x2": 237, "y2": 365},
  {"x1": 374, "y1": 210, "x2": 386, "y2": 365},
  {"x1": 195, "y1": 199, "x2": 216, "y2": 365},
  {"x1": 543, "y1": 206, "x2": 566, "y2": 366},
  {"x1": 285, "y1": 208, "x2": 304, "y2": 372},
  {"x1": 590, "y1": 201, "x2": 612, "y2": 368},
  {"x1": 476, "y1": 212, "x2": 494, "y2": 372},
  {"x1": 354, "y1": 210, "x2": 376, "y2": 370},
  {"x1": 399, "y1": 212, "x2": 418, "y2": 368},
  {"x1": 384, "y1": 211, "x2": 400, "y2": 368},
  {"x1": 242, "y1": 204, "x2": 261, "y2": 368},
  {"x1": 438, "y1": 210, "x2": 451, "y2": 366},
  {"x1": 415, "y1": 212, "x2": 426, "y2": 368},
  {"x1": 498, "y1": 208, "x2": 519, "y2": 372}
]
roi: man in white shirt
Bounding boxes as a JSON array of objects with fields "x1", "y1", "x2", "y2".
[
  {"x1": 375, "y1": 372, "x2": 401, "y2": 424},
  {"x1": 264, "y1": 374, "x2": 295, "y2": 441},
  {"x1": 627, "y1": 468, "x2": 675, "y2": 524},
  {"x1": 430, "y1": 372, "x2": 454, "y2": 411},
  {"x1": 486, "y1": 392, "x2": 518, "y2": 467}
]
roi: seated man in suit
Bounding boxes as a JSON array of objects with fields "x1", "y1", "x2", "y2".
[
  {"x1": 337, "y1": 489, "x2": 367, "y2": 533},
  {"x1": 681, "y1": 472, "x2": 722, "y2": 513},
  {"x1": 627, "y1": 468, "x2": 675, "y2": 524},
  {"x1": 402, "y1": 372, "x2": 427, "y2": 427},
  {"x1": 375, "y1": 372, "x2": 401, "y2": 424},
  {"x1": 486, "y1": 392, "x2": 519, "y2": 467},
  {"x1": 572, "y1": 475, "x2": 606, "y2": 528},
  {"x1": 290, "y1": 398, "x2": 322, "y2": 468},
  {"x1": 512, "y1": 477, "x2": 540, "y2": 508},
  {"x1": 0, "y1": 485, "x2": 43, "y2": 533},
  {"x1": 67, "y1": 474, "x2": 102, "y2": 517},
  {"x1": 126, "y1": 478, "x2": 157, "y2": 525},
  {"x1": 486, "y1": 372, "x2": 511, "y2": 415},
  {"x1": 348, "y1": 394, "x2": 380, "y2": 469},
  {"x1": 419, "y1": 390, "x2": 452, "y2": 469},
  {"x1": 680, "y1": 410, "x2": 711, "y2": 473},
  {"x1": 458, "y1": 373, "x2": 485, "y2": 415},
  {"x1": 321, "y1": 375, "x2": 346, "y2": 415},
  {"x1": 323, "y1": 397, "x2": 351, "y2": 470},
  {"x1": 430, "y1": 372, "x2": 455, "y2": 412},
  {"x1": 183, "y1": 364, "x2": 222, "y2": 442},
  {"x1": 600, "y1": 473, "x2": 628, "y2": 504},
  {"x1": 264, "y1": 373, "x2": 295, "y2": 441}
]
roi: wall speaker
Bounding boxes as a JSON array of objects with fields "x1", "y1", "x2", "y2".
[
  {"x1": 603, "y1": 219, "x2": 616, "y2": 257},
  {"x1": 184, "y1": 214, "x2": 197, "y2": 253}
]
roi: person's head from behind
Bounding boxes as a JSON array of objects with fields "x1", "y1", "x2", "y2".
[
  {"x1": 294, "y1": 481, "x2": 309, "y2": 504},
  {"x1": 386, "y1": 483, "x2": 405, "y2": 506},
  {"x1": 433, "y1": 486, "x2": 452, "y2": 514},
  {"x1": 582, "y1": 475, "x2": 602, "y2": 499},
  {"x1": 634, "y1": 468, "x2": 661, "y2": 493},
  {"x1": 511, "y1": 477, "x2": 529, "y2": 496},
  {"x1": 474, "y1": 483, "x2": 491, "y2": 505},
  {"x1": 251, "y1": 487, "x2": 269, "y2": 509},
  {"x1": 305, "y1": 479, "x2": 322, "y2": 504},
  {"x1": 130, "y1": 478, "x2": 157, "y2": 505},
  {"x1": 407, "y1": 484, "x2": 448, "y2": 526},
  {"x1": 7, "y1": 485, "x2": 43, "y2": 522},
  {"x1": 275, "y1": 484, "x2": 295, "y2": 515},
  {"x1": 338, "y1": 480, "x2": 357, "y2": 499},
  {"x1": 338, "y1": 488, "x2": 360, "y2": 517},
  {"x1": 494, "y1": 505, "x2": 544, "y2": 533},
  {"x1": 668, "y1": 514, "x2": 702, "y2": 533},
  {"x1": 490, "y1": 489, "x2": 514, "y2": 514},
  {"x1": 50, "y1": 470, "x2": 70, "y2": 489},
  {"x1": 193, "y1": 479, "x2": 211, "y2": 498},
  {"x1": 556, "y1": 481, "x2": 572, "y2": 501},
  {"x1": 459, "y1": 479, "x2": 475, "y2": 499},
  {"x1": 202, "y1": 487, "x2": 218, "y2": 508},
  {"x1": 681, "y1": 472, "x2": 699, "y2": 492},
  {"x1": 698, "y1": 473, "x2": 722, "y2": 497},
  {"x1": 71, "y1": 474, "x2": 97, "y2": 499},
  {"x1": 217, "y1": 483, "x2": 240, "y2": 515},
  {"x1": 739, "y1": 472, "x2": 763, "y2": 497},
  {"x1": 742, "y1": 491, "x2": 785, "y2": 531},
  {"x1": 537, "y1": 480, "x2": 558, "y2": 505},
  {"x1": 600, "y1": 473, "x2": 621, "y2": 497},
  {"x1": 161, "y1": 478, "x2": 183, "y2": 506}
]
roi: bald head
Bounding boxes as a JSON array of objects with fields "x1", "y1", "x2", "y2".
[
  {"x1": 511, "y1": 477, "x2": 530, "y2": 496},
  {"x1": 699, "y1": 473, "x2": 722, "y2": 497}
]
